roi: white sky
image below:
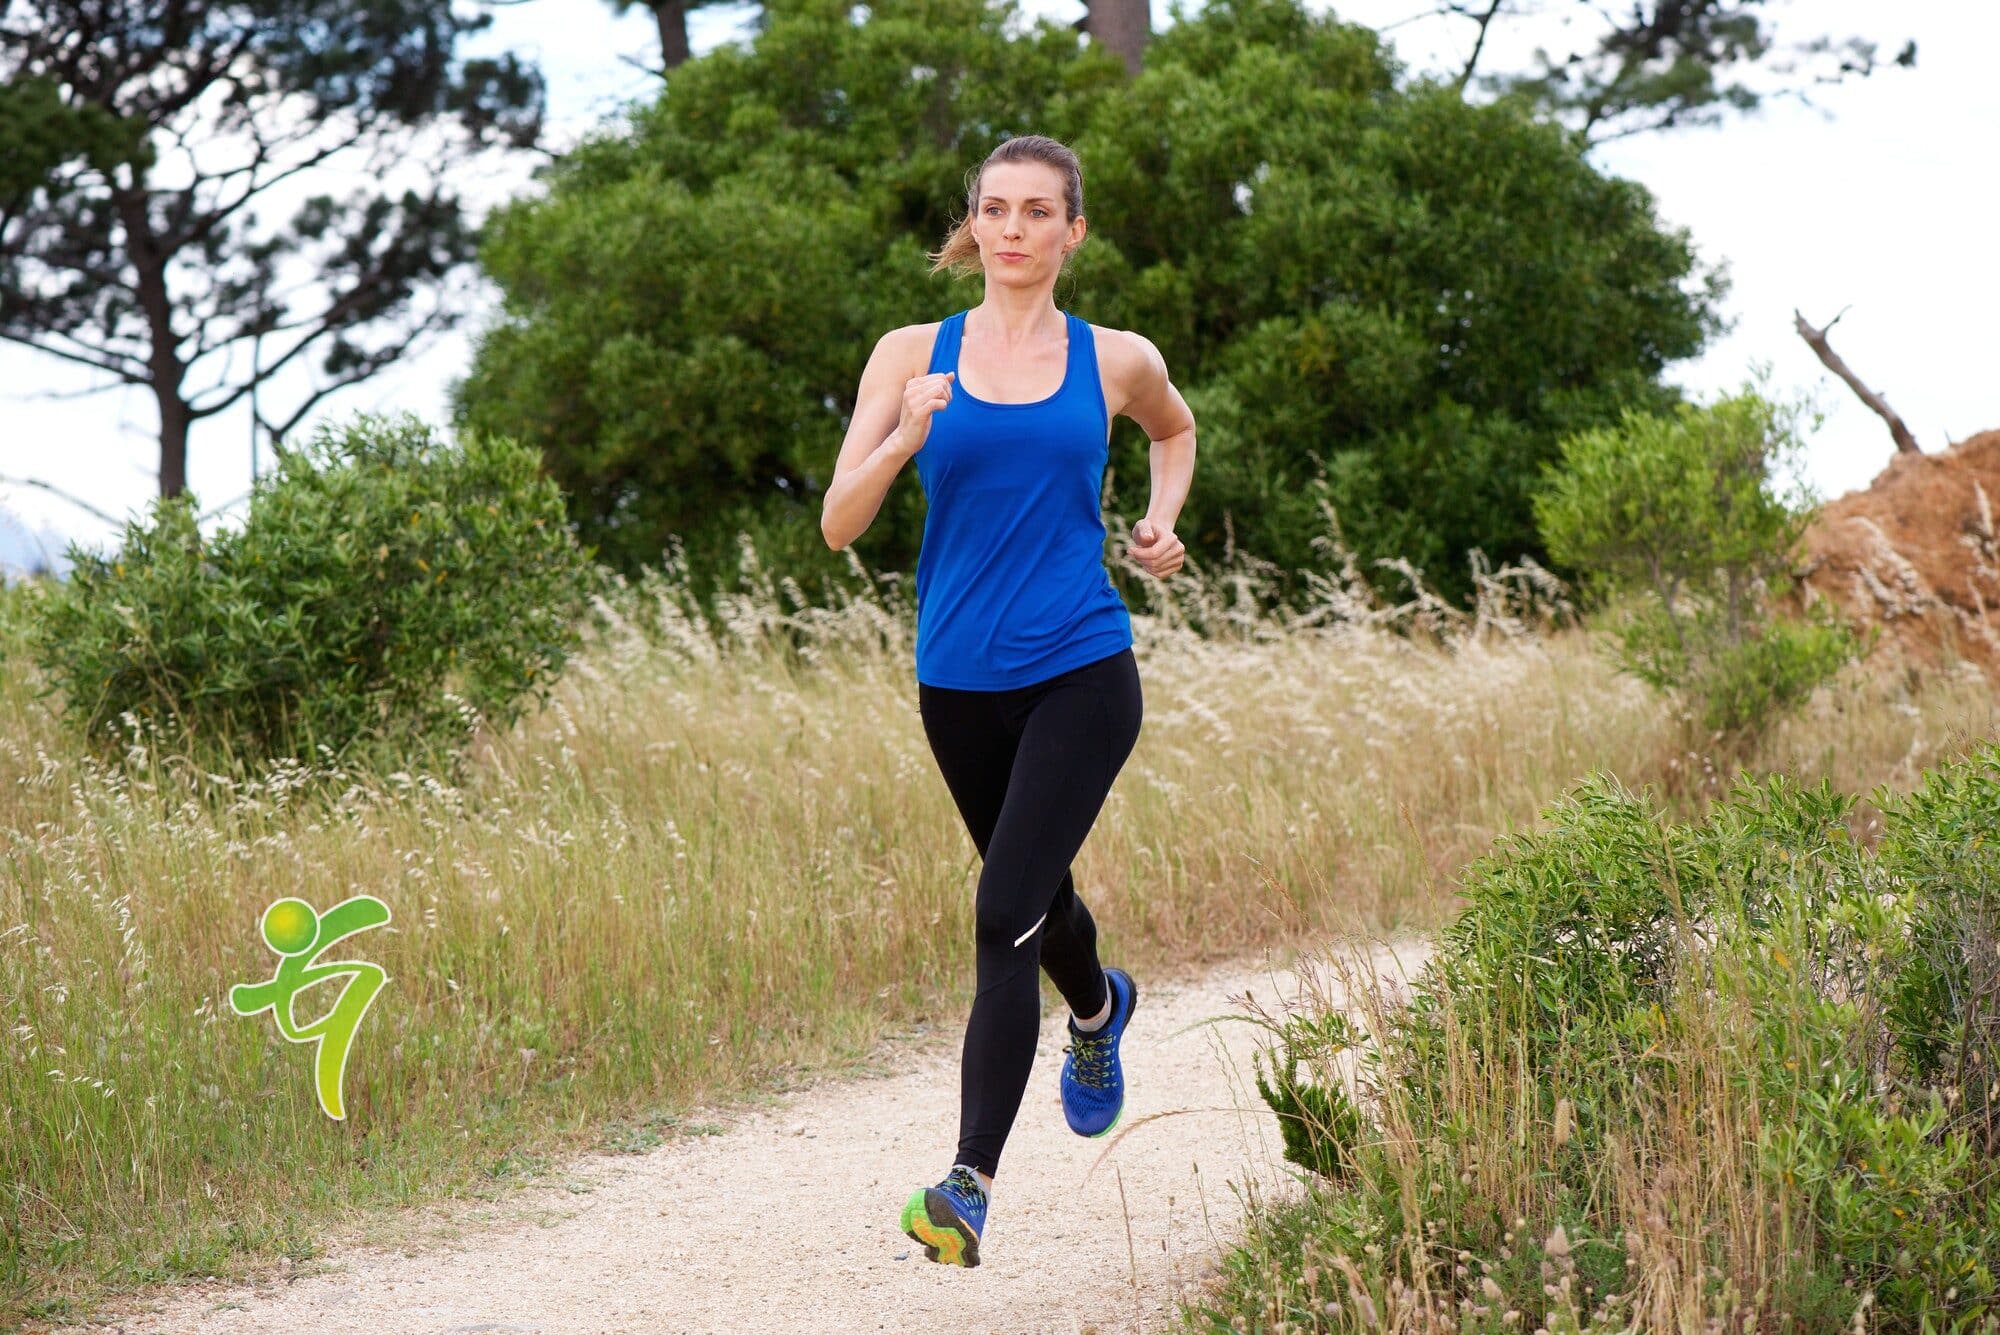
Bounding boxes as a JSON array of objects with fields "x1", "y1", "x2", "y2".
[{"x1": 2, "y1": 0, "x2": 1992, "y2": 567}]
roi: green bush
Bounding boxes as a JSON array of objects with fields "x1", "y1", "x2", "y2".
[
  {"x1": 460, "y1": 0, "x2": 1722, "y2": 611},
  {"x1": 23, "y1": 413, "x2": 598, "y2": 776},
  {"x1": 1679, "y1": 604, "x2": 1866, "y2": 734},
  {"x1": 1877, "y1": 748, "x2": 2000, "y2": 1158},
  {"x1": 1534, "y1": 383, "x2": 1863, "y2": 739},
  {"x1": 1252, "y1": 1010, "x2": 1367, "y2": 1183},
  {"x1": 1226, "y1": 746, "x2": 2000, "y2": 1331}
]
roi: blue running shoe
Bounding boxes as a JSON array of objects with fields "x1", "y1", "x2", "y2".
[
  {"x1": 1061, "y1": 967, "x2": 1138, "y2": 1137},
  {"x1": 899, "y1": 1165, "x2": 987, "y2": 1267}
]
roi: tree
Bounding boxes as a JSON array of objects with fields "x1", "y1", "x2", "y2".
[
  {"x1": 0, "y1": 2, "x2": 543, "y2": 499},
  {"x1": 457, "y1": 0, "x2": 1131, "y2": 592},
  {"x1": 1438, "y1": 0, "x2": 1916, "y2": 145},
  {"x1": 604, "y1": 0, "x2": 737, "y2": 72},
  {"x1": 1078, "y1": 0, "x2": 1151, "y2": 76},
  {"x1": 458, "y1": 0, "x2": 1726, "y2": 610},
  {"x1": 1076, "y1": 0, "x2": 1726, "y2": 605}
]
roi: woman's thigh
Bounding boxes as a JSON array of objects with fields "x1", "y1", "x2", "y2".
[
  {"x1": 1076, "y1": 648, "x2": 1143, "y2": 785},
  {"x1": 982, "y1": 652, "x2": 1143, "y2": 902},
  {"x1": 918, "y1": 648, "x2": 1142, "y2": 868},
  {"x1": 917, "y1": 684, "x2": 1019, "y2": 857}
]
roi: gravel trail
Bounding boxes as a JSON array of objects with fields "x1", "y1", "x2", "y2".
[{"x1": 96, "y1": 941, "x2": 1427, "y2": 1335}]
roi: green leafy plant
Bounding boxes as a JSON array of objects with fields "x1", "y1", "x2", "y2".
[
  {"x1": 1239, "y1": 747, "x2": 2000, "y2": 1330},
  {"x1": 24, "y1": 413, "x2": 598, "y2": 777},
  {"x1": 1877, "y1": 748, "x2": 2000, "y2": 1158},
  {"x1": 1533, "y1": 381, "x2": 1864, "y2": 737},
  {"x1": 1252, "y1": 1010, "x2": 1367, "y2": 1182}
]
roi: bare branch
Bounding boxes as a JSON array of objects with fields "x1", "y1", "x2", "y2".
[
  {"x1": 196, "y1": 490, "x2": 251, "y2": 522},
  {"x1": 121, "y1": 23, "x2": 264, "y2": 128},
  {"x1": 169, "y1": 118, "x2": 374, "y2": 253},
  {"x1": 616, "y1": 50, "x2": 666, "y2": 81},
  {"x1": 1794, "y1": 306, "x2": 1920, "y2": 456},
  {"x1": 0, "y1": 332, "x2": 151, "y2": 384},
  {"x1": 0, "y1": 474, "x2": 129, "y2": 529},
  {"x1": 185, "y1": 262, "x2": 408, "y2": 419},
  {"x1": 264, "y1": 303, "x2": 459, "y2": 442},
  {"x1": 1454, "y1": 0, "x2": 1510, "y2": 91},
  {"x1": 20, "y1": 379, "x2": 145, "y2": 403}
]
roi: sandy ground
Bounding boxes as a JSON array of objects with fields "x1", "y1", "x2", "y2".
[{"x1": 92, "y1": 940, "x2": 1429, "y2": 1335}]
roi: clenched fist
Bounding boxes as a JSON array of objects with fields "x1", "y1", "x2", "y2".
[
  {"x1": 896, "y1": 370, "x2": 954, "y2": 456},
  {"x1": 1127, "y1": 518, "x2": 1184, "y2": 578}
]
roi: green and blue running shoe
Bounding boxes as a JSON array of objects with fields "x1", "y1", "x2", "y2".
[
  {"x1": 1061, "y1": 966, "x2": 1138, "y2": 1137},
  {"x1": 900, "y1": 1165, "x2": 988, "y2": 1267}
]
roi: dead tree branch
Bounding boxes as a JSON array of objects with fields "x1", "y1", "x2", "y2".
[
  {"x1": 0, "y1": 474, "x2": 128, "y2": 528},
  {"x1": 1794, "y1": 306, "x2": 1920, "y2": 456}
]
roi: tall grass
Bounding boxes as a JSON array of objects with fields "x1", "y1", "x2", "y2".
[
  {"x1": 1, "y1": 522, "x2": 1990, "y2": 1325},
  {"x1": 1189, "y1": 721, "x2": 2000, "y2": 1333}
]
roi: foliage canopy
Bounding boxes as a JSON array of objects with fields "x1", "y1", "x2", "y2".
[{"x1": 457, "y1": 0, "x2": 1725, "y2": 611}]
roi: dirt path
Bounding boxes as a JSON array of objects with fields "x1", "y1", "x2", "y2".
[{"x1": 96, "y1": 940, "x2": 1428, "y2": 1335}]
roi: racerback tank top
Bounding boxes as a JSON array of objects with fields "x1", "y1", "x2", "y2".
[{"x1": 912, "y1": 308, "x2": 1134, "y2": 689}]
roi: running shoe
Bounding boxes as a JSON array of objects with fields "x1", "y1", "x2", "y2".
[
  {"x1": 1061, "y1": 966, "x2": 1138, "y2": 1137},
  {"x1": 899, "y1": 1165, "x2": 987, "y2": 1267}
]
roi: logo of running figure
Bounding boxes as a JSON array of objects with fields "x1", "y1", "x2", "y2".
[{"x1": 229, "y1": 895, "x2": 392, "y2": 1121}]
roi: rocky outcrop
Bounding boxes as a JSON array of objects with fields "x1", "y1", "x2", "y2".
[{"x1": 1788, "y1": 429, "x2": 2000, "y2": 681}]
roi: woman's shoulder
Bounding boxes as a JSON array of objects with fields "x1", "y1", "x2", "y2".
[
  {"x1": 881, "y1": 318, "x2": 951, "y2": 380},
  {"x1": 1080, "y1": 322, "x2": 1155, "y2": 418},
  {"x1": 1081, "y1": 320, "x2": 1134, "y2": 357}
]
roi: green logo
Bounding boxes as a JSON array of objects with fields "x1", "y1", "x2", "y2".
[{"x1": 230, "y1": 895, "x2": 392, "y2": 1120}]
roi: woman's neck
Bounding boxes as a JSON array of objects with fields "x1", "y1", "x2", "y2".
[{"x1": 968, "y1": 295, "x2": 1064, "y2": 352}]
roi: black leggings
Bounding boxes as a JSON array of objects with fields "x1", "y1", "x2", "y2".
[{"x1": 917, "y1": 645, "x2": 1144, "y2": 1178}]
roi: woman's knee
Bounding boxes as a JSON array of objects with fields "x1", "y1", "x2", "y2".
[{"x1": 973, "y1": 888, "x2": 1050, "y2": 955}]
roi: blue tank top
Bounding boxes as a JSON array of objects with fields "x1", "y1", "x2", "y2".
[{"x1": 912, "y1": 308, "x2": 1134, "y2": 689}]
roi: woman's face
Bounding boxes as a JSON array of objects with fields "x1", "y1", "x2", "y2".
[{"x1": 971, "y1": 160, "x2": 1085, "y2": 287}]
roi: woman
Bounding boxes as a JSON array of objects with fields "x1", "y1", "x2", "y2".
[{"x1": 820, "y1": 133, "x2": 1197, "y2": 1268}]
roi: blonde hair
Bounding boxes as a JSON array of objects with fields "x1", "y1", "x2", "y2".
[{"x1": 927, "y1": 134, "x2": 1085, "y2": 280}]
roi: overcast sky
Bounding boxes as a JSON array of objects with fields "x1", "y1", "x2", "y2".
[{"x1": 3, "y1": 0, "x2": 1991, "y2": 571}]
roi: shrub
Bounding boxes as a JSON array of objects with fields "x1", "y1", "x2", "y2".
[
  {"x1": 1252, "y1": 1010, "x2": 1367, "y2": 1183},
  {"x1": 1228, "y1": 745, "x2": 2000, "y2": 1331},
  {"x1": 1533, "y1": 383, "x2": 1863, "y2": 739},
  {"x1": 23, "y1": 413, "x2": 598, "y2": 777},
  {"x1": 1877, "y1": 747, "x2": 2000, "y2": 1158}
]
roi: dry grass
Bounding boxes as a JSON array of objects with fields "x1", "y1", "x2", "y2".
[
  {"x1": 1187, "y1": 655, "x2": 1999, "y2": 1334},
  {"x1": 0, "y1": 527, "x2": 1991, "y2": 1325}
]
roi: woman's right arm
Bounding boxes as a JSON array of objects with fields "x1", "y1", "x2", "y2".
[{"x1": 821, "y1": 328, "x2": 952, "y2": 551}]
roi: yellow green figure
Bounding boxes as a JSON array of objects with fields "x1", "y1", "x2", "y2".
[{"x1": 230, "y1": 895, "x2": 391, "y2": 1121}]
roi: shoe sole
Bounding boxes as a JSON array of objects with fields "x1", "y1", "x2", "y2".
[
  {"x1": 1067, "y1": 968, "x2": 1139, "y2": 1138},
  {"x1": 900, "y1": 1188, "x2": 981, "y2": 1267}
]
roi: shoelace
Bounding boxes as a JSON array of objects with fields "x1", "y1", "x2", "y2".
[
  {"x1": 1065, "y1": 1027, "x2": 1115, "y2": 1088},
  {"x1": 944, "y1": 1168, "x2": 987, "y2": 1212}
]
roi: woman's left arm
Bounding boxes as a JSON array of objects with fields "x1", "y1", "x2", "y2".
[{"x1": 1118, "y1": 331, "x2": 1196, "y2": 577}]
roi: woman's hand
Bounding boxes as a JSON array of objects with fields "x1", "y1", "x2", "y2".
[
  {"x1": 1127, "y1": 518, "x2": 1185, "y2": 578},
  {"x1": 895, "y1": 370, "x2": 954, "y2": 456}
]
